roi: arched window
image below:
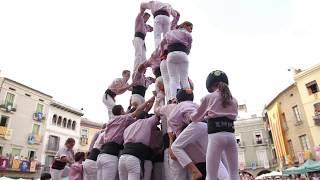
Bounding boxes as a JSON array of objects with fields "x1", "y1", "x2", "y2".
[
  {"x1": 67, "y1": 120, "x2": 72, "y2": 129},
  {"x1": 57, "y1": 116, "x2": 62, "y2": 126},
  {"x1": 52, "y1": 114, "x2": 57, "y2": 124},
  {"x1": 72, "y1": 121, "x2": 76, "y2": 130},
  {"x1": 62, "y1": 118, "x2": 67, "y2": 128}
]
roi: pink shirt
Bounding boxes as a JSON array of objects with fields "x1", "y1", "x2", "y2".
[
  {"x1": 141, "y1": 1, "x2": 178, "y2": 17},
  {"x1": 68, "y1": 162, "x2": 83, "y2": 180},
  {"x1": 156, "y1": 103, "x2": 176, "y2": 134},
  {"x1": 103, "y1": 114, "x2": 136, "y2": 145},
  {"x1": 108, "y1": 78, "x2": 130, "y2": 95},
  {"x1": 123, "y1": 115, "x2": 159, "y2": 146},
  {"x1": 160, "y1": 29, "x2": 192, "y2": 52},
  {"x1": 191, "y1": 90, "x2": 238, "y2": 122},
  {"x1": 54, "y1": 147, "x2": 74, "y2": 166},
  {"x1": 168, "y1": 101, "x2": 199, "y2": 136},
  {"x1": 132, "y1": 71, "x2": 154, "y2": 88},
  {"x1": 172, "y1": 122, "x2": 207, "y2": 167}
]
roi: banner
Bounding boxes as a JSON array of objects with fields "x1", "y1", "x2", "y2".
[
  {"x1": 297, "y1": 151, "x2": 304, "y2": 164},
  {"x1": 20, "y1": 160, "x2": 29, "y2": 172},
  {"x1": 0, "y1": 158, "x2": 9, "y2": 170},
  {"x1": 315, "y1": 146, "x2": 320, "y2": 161}
]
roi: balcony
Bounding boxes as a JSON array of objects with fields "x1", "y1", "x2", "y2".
[
  {"x1": 33, "y1": 112, "x2": 45, "y2": 122},
  {"x1": 27, "y1": 133, "x2": 42, "y2": 145},
  {"x1": 254, "y1": 138, "x2": 269, "y2": 146},
  {"x1": 314, "y1": 113, "x2": 320, "y2": 126},
  {"x1": 0, "y1": 103, "x2": 16, "y2": 113},
  {"x1": 0, "y1": 126, "x2": 13, "y2": 140}
]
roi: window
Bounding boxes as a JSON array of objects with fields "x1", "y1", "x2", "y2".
[
  {"x1": 57, "y1": 116, "x2": 62, "y2": 126},
  {"x1": 299, "y1": 135, "x2": 311, "y2": 151},
  {"x1": 254, "y1": 132, "x2": 263, "y2": 144},
  {"x1": 45, "y1": 155, "x2": 54, "y2": 167},
  {"x1": 72, "y1": 121, "x2": 76, "y2": 130},
  {"x1": 235, "y1": 134, "x2": 241, "y2": 146},
  {"x1": 52, "y1": 114, "x2": 57, "y2": 124},
  {"x1": 28, "y1": 150, "x2": 35, "y2": 160},
  {"x1": 288, "y1": 140, "x2": 295, "y2": 160},
  {"x1": 67, "y1": 120, "x2": 71, "y2": 129},
  {"x1": 32, "y1": 124, "x2": 40, "y2": 134},
  {"x1": 281, "y1": 113, "x2": 288, "y2": 130},
  {"x1": 306, "y1": 80, "x2": 319, "y2": 95},
  {"x1": 62, "y1": 118, "x2": 67, "y2": 128},
  {"x1": 36, "y1": 103, "x2": 44, "y2": 113},
  {"x1": 48, "y1": 135, "x2": 59, "y2": 151},
  {"x1": 4, "y1": 92, "x2": 15, "y2": 106},
  {"x1": 0, "y1": 115, "x2": 9, "y2": 127},
  {"x1": 292, "y1": 105, "x2": 303, "y2": 123},
  {"x1": 12, "y1": 148, "x2": 21, "y2": 156}
]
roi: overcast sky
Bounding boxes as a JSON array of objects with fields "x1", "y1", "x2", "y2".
[{"x1": 1, "y1": 0, "x2": 320, "y2": 123}]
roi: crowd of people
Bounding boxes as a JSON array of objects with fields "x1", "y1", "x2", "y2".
[{"x1": 48, "y1": 1, "x2": 239, "y2": 180}]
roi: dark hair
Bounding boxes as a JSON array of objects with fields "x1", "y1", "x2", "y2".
[
  {"x1": 153, "y1": 67, "x2": 161, "y2": 78},
  {"x1": 74, "y1": 152, "x2": 85, "y2": 162},
  {"x1": 88, "y1": 148, "x2": 100, "y2": 161},
  {"x1": 137, "y1": 111, "x2": 148, "y2": 119},
  {"x1": 122, "y1": 70, "x2": 130, "y2": 76},
  {"x1": 143, "y1": 12, "x2": 150, "y2": 17},
  {"x1": 41, "y1": 173, "x2": 51, "y2": 180},
  {"x1": 215, "y1": 82, "x2": 233, "y2": 108},
  {"x1": 102, "y1": 123, "x2": 107, "y2": 129},
  {"x1": 178, "y1": 21, "x2": 193, "y2": 29},
  {"x1": 176, "y1": 89, "x2": 194, "y2": 103},
  {"x1": 112, "y1": 105, "x2": 124, "y2": 116},
  {"x1": 65, "y1": 138, "x2": 75, "y2": 145}
]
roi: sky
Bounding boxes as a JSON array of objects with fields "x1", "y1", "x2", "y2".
[{"x1": 0, "y1": 0, "x2": 320, "y2": 123}]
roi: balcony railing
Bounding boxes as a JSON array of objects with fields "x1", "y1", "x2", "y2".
[
  {"x1": 0, "y1": 103, "x2": 16, "y2": 113},
  {"x1": 27, "y1": 133, "x2": 42, "y2": 145},
  {"x1": 242, "y1": 160, "x2": 271, "y2": 170},
  {"x1": 254, "y1": 138, "x2": 269, "y2": 146},
  {"x1": 33, "y1": 112, "x2": 45, "y2": 122},
  {"x1": 80, "y1": 137, "x2": 88, "y2": 146},
  {"x1": 0, "y1": 126, "x2": 13, "y2": 140}
]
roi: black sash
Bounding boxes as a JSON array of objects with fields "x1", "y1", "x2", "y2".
[
  {"x1": 195, "y1": 162, "x2": 206, "y2": 180},
  {"x1": 121, "y1": 143, "x2": 152, "y2": 177},
  {"x1": 207, "y1": 117, "x2": 235, "y2": 134},
  {"x1": 88, "y1": 148, "x2": 100, "y2": 161},
  {"x1": 151, "y1": 149, "x2": 164, "y2": 163},
  {"x1": 134, "y1": 32, "x2": 146, "y2": 40},
  {"x1": 153, "y1": 9, "x2": 169, "y2": 18},
  {"x1": 163, "y1": 133, "x2": 169, "y2": 149},
  {"x1": 51, "y1": 159, "x2": 67, "y2": 170},
  {"x1": 100, "y1": 142, "x2": 124, "y2": 156},
  {"x1": 105, "y1": 89, "x2": 116, "y2": 101},
  {"x1": 132, "y1": 85, "x2": 147, "y2": 97},
  {"x1": 167, "y1": 43, "x2": 190, "y2": 54}
]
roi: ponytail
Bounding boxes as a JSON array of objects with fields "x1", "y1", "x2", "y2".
[{"x1": 217, "y1": 82, "x2": 233, "y2": 108}]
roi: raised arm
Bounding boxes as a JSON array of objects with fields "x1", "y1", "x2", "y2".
[
  {"x1": 190, "y1": 96, "x2": 209, "y2": 122},
  {"x1": 132, "y1": 96, "x2": 156, "y2": 118}
]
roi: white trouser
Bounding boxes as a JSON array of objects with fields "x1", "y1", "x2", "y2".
[
  {"x1": 152, "y1": 162, "x2": 163, "y2": 180},
  {"x1": 102, "y1": 93, "x2": 115, "y2": 120},
  {"x1": 133, "y1": 37, "x2": 146, "y2": 73},
  {"x1": 119, "y1": 155, "x2": 141, "y2": 180},
  {"x1": 169, "y1": 158, "x2": 187, "y2": 180},
  {"x1": 83, "y1": 159, "x2": 98, "y2": 180},
  {"x1": 143, "y1": 160, "x2": 153, "y2": 180},
  {"x1": 206, "y1": 132, "x2": 239, "y2": 180},
  {"x1": 51, "y1": 168, "x2": 63, "y2": 180},
  {"x1": 154, "y1": 15, "x2": 170, "y2": 48},
  {"x1": 160, "y1": 60, "x2": 170, "y2": 102},
  {"x1": 217, "y1": 161, "x2": 230, "y2": 180},
  {"x1": 97, "y1": 154, "x2": 119, "y2": 180},
  {"x1": 166, "y1": 51, "x2": 190, "y2": 100},
  {"x1": 130, "y1": 94, "x2": 145, "y2": 107}
]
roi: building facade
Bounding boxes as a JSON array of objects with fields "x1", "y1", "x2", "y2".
[
  {"x1": 40, "y1": 100, "x2": 83, "y2": 172},
  {"x1": 264, "y1": 64, "x2": 320, "y2": 169},
  {"x1": 79, "y1": 118, "x2": 103, "y2": 152},
  {"x1": 294, "y1": 64, "x2": 320, "y2": 149},
  {"x1": 235, "y1": 113, "x2": 275, "y2": 177},
  {"x1": 0, "y1": 77, "x2": 52, "y2": 178}
]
